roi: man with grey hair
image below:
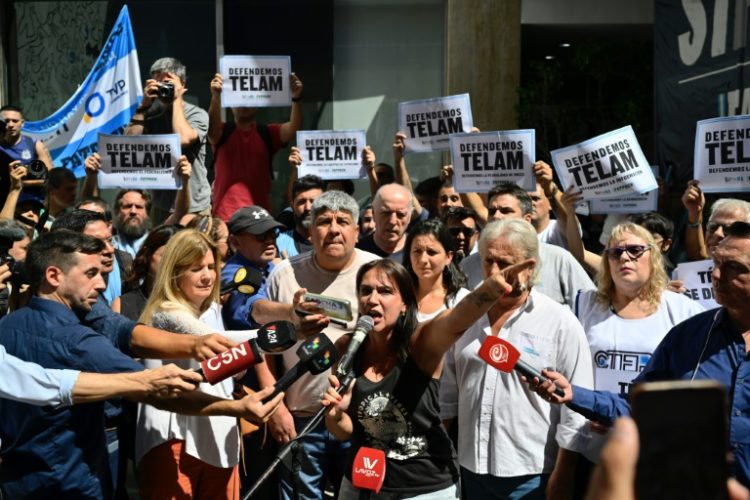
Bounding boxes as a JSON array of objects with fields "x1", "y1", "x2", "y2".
[
  {"x1": 682, "y1": 180, "x2": 750, "y2": 260},
  {"x1": 440, "y1": 218, "x2": 593, "y2": 499},
  {"x1": 252, "y1": 190, "x2": 379, "y2": 499},
  {"x1": 125, "y1": 57, "x2": 210, "y2": 222},
  {"x1": 460, "y1": 182, "x2": 594, "y2": 309},
  {"x1": 356, "y1": 183, "x2": 413, "y2": 262}
]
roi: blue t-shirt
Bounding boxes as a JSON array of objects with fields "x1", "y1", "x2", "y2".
[
  {"x1": 221, "y1": 253, "x2": 273, "y2": 330},
  {"x1": 0, "y1": 297, "x2": 143, "y2": 499}
]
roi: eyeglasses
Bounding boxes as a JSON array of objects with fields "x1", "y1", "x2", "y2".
[
  {"x1": 449, "y1": 227, "x2": 477, "y2": 238},
  {"x1": 725, "y1": 221, "x2": 750, "y2": 238},
  {"x1": 604, "y1": 244, "x2": 651, "y2": 260}
]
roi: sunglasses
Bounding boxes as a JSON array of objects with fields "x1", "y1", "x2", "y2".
[
  {"x1": 724, "y1": 220, "x2": 750, "y2": 238},
  {"x1": 449, "y1": 227, "x2": 477, "y2": 238},
  {"x1": 604, "y1": 244, "x2": 651, "y2": 260}
]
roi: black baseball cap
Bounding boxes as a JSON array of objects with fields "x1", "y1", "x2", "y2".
[{"x1": 228, "y1": 206, "x2": 284, "y2": 235}]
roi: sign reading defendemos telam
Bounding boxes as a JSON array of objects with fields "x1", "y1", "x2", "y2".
[
  {"x1": 398, "y1": 94, "x2": 473, "y2": 153},
  {"x1": 297, "y1": 130, "x2": 367, "y2": 180},
  {"x1": 449, "y1": 130, "x2": 535, "y2": 193},
  {"x1": 219, "y1": 55, "x2": 291, "y2": 108},
  {"x1": 589, "y1": 166, "x2": 659, "y2": 214},
  {"x1": 98, "y1": 133, "x2": 181, "y2": 189},
  {"x1": 550, "y1": 126, "x2": 657, "y2": 201},
  {"x1": 694, "y1": 115, "x2": 750, "y2": 193}
]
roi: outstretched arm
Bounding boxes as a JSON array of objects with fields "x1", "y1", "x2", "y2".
[{"x1": 412, "y1": 258, "x2": 536, "y2": 374}]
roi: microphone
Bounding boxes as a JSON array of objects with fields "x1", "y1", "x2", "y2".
[
  {"x1": 478, "y1": 336, "x2": 565, "y2": 398},
  {"x1": 264, "y1": 333, "x2": 339, "y2": 401},
  {"x1": 196, "y1": 339, "x2": 265, "y2": 385},
  {"x1": 220, "y1": 266, "x2": 264, "y2": 295},
  {"x1": 196, "y1": 320, "x2": 298, "y2": 384},
  {"x1": 336, "y1": 316, "x2": 374, "y2": 378},
  {"x1": 255, "y1": 320, "x2": 297, "y2": 353},
  {"x1": 351, "y1": 447, "x2": 386, "y2": 494}
]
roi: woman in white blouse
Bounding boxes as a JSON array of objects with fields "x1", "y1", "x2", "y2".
[
  {"x1": 135, "y1": 229, "x2": 257, "y2": 499},
  {"x1": 402, "y1": 219, "x2": 470, "y2": 323}
]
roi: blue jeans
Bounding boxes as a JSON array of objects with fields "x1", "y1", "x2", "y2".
[
  {"x1": 461, "y1": 467, "x2": 549, "y2": 499},
  {"x1": 278, "y1": 415, "x2": 350, "y2": 500}
]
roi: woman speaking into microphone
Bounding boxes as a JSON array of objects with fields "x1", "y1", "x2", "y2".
[{"x1": 321, "y1": 254, "x2": 533, "y2": 499}]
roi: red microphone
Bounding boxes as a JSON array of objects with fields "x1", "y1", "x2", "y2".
[
  {"x1": 196, "y1": 340, "x2": 264, "y2": 385},
  {"x1": 478, "y1": 336, "x2": 564, "y2": 397},
  {"x1": 351, "y1": 447, "x2": 386, "y2": 494}
]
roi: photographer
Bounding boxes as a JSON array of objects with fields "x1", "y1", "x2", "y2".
[
  {"x1": 125, "y1": 58, "x2": 210, "y2": 223},
  {"x1": 0, "y1": 219, "x2": 31, "y2": 317},
  {"x1": 0, "y1": 105, "x2": 53, "y2": 207}
]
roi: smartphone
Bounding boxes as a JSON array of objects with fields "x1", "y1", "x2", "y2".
[
  {"x1": 631, "y1": 380, "x2": 728, "y2": 500},
  {"x1": 303, "y1": 293, "x2": 353, "y2": 322}
]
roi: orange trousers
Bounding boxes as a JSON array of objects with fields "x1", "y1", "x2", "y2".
[{"x1": 138, "y1": 439, "x2": 240, "y2": 500}]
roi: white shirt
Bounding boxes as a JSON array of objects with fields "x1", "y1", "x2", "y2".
[
  {"x1": 575, "y1": 289, "x2": 704, "y2": 461},
  {"x1": 416, "y1": 288, "x2": 470, "y2": 323},
  {"x1": 439, "y1": 290, "x2": 593, "y2": 476},
  {"x1": 135, "y1": 302, "x2": 240, "y2": 469},
  {"x1": 538, "y1": 219, "x2": 569, "y2": 250}
]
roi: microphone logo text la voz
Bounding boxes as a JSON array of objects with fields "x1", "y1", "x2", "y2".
[{"x1": 354, "y1": 456, "x2": 381, "y2": 478}]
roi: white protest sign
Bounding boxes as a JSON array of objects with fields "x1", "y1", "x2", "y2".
[
  {"x1": 297, "y1": 130, "x2": 367, "y2": 180},
  {"x1": 220, "y1": 55, "x2": 291, "y2": 108},
  {"x1": 550, "y1": 126, "x2": 657, "y2": 201},
  {"x1": 449, "y1": 130, "x2": 535, "y2": 193},
  {"x1": 98, "y1": 133, "x2": 181, "y2": 190},
  {"x1": 589, "y1": 166, "x2": 659, "y2": 214},
  {"x1": 398, "y1": 94, "x2": 473, "y2": 153},
  {"x1": 694, "y1": 115, "x2": 750, "y2": 193},
  {"x1": 676, "y1": 259, "x2": 719, "y2": 310}
]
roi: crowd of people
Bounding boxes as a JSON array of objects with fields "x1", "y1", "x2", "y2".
[{"x1": 1, "y1": 55, "x2": 750, "y2": 500}]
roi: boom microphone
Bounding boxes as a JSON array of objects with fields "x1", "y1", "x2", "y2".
[
  {"x1": 478, "y1": 336, "x2": 565, "y2": 398},
  {"x1": 336, "y1": 315, "x2": 374, "y2": 378},
  {"x1": 196, "y1": 321, "x2": 297, "y2": 384},
  {"x1": 264, "y1": 333, "x2": 339, "y2": 401},
  {"x1": 351, "y1": 447, "x2": 386, "y2": 494}
]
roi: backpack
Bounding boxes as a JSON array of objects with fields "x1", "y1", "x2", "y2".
[{"x1": 210, "y1": 122, "x2": 276, "y2": 180}]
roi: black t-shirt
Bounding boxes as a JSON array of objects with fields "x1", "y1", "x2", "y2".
[{"x1": 345, "y1": 356, "x2": 459, "y2": 494}]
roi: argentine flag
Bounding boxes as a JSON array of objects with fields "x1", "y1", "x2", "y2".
[{"x1": 22, "y1": 6, "x2": 142, "y2": 177}]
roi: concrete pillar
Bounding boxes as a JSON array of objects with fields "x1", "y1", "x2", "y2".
[{"x1": 446, "y1": 0, "x2": 521, "y2": 131}]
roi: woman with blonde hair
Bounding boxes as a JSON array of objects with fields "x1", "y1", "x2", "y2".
[
  {"x1": 574, "y1": 222, "x2": 704, "y2": 462},
  {"x1": 135, "y1": 229, "x2": 275, "y2": 499}
]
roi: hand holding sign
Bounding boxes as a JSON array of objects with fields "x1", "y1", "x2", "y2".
[
  {"x1": 177, "y1": 155, "x2": 191, "y2": 180},
  {"x1": 210, "y1": 73, "x2": 223, "y2": 98},
  {"x1": 681, "y1": 180, "x2": 704, "y2": 222},
  {"x1": 290, "y1": 72, "x2": 303, "y2": 100}
]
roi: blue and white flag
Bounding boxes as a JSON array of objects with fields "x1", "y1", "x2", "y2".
[{"x1": 23, "y1": 6, "x2": 142, "y2": 177}]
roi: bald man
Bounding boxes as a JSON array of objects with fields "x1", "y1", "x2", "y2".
[{"x1": 356, "y1": 183, "x2": 413, "y2": 262}]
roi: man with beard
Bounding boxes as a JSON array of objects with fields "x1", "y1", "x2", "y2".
[
  {"x1": 112, "y1": 189, "x2": 152, "y2": 258},
  {"x1": 443, "y1": 206, "x2": 480, "y2": 262},
  {"x1": 126, "y1": 58, "x2": 210, "y2": 222},
  {"x1": 276, "y1": 175, "x2": 324, "y2": 258},
  {"x1": 52, "y1": 210, "x2": 127, "y2": 310}
]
